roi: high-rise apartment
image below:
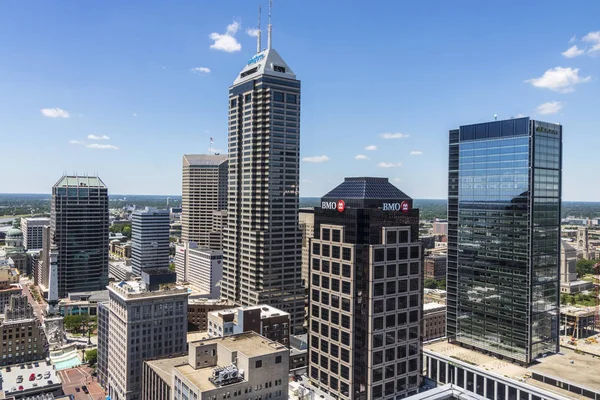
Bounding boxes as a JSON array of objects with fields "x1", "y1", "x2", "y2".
[
  {"x1": 131, "y1": 207, "x2": 170, "y2": 275},
  {"x1": 103, "y1": 269, "x2": 189, "y2": 400},
  {"x1": 181, "y1": 154, "x2": 228, "y2": 247},
  {"x1": 21, "y1": 217, "x2": 50, "y2": 251},
  {"x1": 308, "y1": 177, "x2": 423, "y2": 399},
  {"x1": 447, "y1": 117, "x2": 561, "y2": 364},
  {"x1": 51, "y1": 175, "x2": 109, "y2": 298},
  {"x1": 221, "y1": 13, "x2": 304, "y2": 332}
]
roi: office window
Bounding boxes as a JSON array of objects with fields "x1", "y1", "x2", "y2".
[
  {"x1": 255, "y1": 360, "x2": 262, "y2": 368},
  {"x1": 275, "y1": 356, "x2": 282, "y2": 364}
]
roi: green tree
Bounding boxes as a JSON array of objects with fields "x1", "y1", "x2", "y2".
[
  {"x1": 64, "y1": 315, "x2": 84, "y2": 333},
  {"x1": 169, "y1": 263, "x2": 176, "y2": 272},
  {"x1": 576, "y1": 259, "x2": 597, "y2": 278},
  {"x1": 122, "y1": 225, "x2": 132, "y2": 239},
  {"x1": 85, "y1": 349, "x2": 98, "y2": 366},
  {"x1": 424, "y1": 279, "x2": 439, "y2": 289}
]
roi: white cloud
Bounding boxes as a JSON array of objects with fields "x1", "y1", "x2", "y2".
[
  {"x1": 87, "y1": 134, "x2": 110, "y2": 140},
  {"x1": 380, "y1": 132, "x2": 409, "y2": 139},
  {"x1": 191, "y1": 67, "x2": 211, "y2": 74},
  {"x1": 526, "y1": 67, "x2": 591, "y2": 93},
  {"x1": 569, "y1": 35, "x2": 577, "y2": 44},
  {"x1": 536, "y1": 101, "x2": 563, "y2": 115},
  {"x1": 41, "y1": 107, "x2": 70, "y2": 118},
  {"x1": 246, "y1": 28, "x2": 260, "y2": 37},
  {"x1": 209, "y1": 21, "x2": 242, "y2": 53},
  {"x1": 364, "y1": 145, "x2": 377, "y2": 151},
  {"x1": 583, "y1": 31, "x2": 600, "y2": 55},
  {"x1": 562, "y1": 45, "x2": 585, "y2": 58},
  {"x1": 410, "y1": 151, "x2": 423, "y2": 155},
  {"x1": 302, "y1": 155, "x2": 329, "y2": 163},
  {"x1": 354, "y1": 154, "x2": 369, "y2": 160},
  {"x1": 87, "y1": 143, "x2": 119, "y2": 150},
  {"x1": 377, "y1": 162, "x2": 402, "y2": 168},
  {"x1": 69, "y1": 140, "x2": 84, "y2": 145}
]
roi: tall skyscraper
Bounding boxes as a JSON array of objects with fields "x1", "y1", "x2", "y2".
[
  {"x1": 181, "y1": 154, "x2": 228, "y2": 248},
  {"x1": 103, "y1": 269, "x2": 189, "y2": 400},
  {"x1": 131, "y1": 207, "x2": 170, "y2": 275},
  {"x1": 21, "y1": 217, "x2": 50, "y2": 251},
  {"x1": 308, "y1": 177, "x2": 423, "y2": 399},
  {"x1": 447, "y1": 117, "x2": 562, "y2": 364},
  {"x1": 221, "y1": 12, "x2": 304, "y2": 331},
  {"x1": 51, "y1": 175, "x2": 109, "y2": 298}
]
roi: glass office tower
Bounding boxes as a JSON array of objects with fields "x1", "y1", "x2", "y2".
[{"x1": 447, "y1": 117, "x2": 561, "y2": 364}]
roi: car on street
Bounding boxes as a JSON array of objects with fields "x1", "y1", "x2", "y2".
[
  {"x1": 18, "y1": 385, "x2": 23, "y2": 390},
  {"x1": 6, "y1": 366, "x2": 11, "y2": 372},
  {"x1": 16, "y1": 376, "x2": 22, "y2": 383},
  {"x1": 82, "y1": 385, "x2": 89, "y2": 394},
  {"x1": 36, "y1": 373, "x2": 42, "y2": 380},
  {"x1": 43, "y1": 371, "x2": 51, "y2": 379},
  {"x1": 29, "y1": 373, "x2": 35, "y2": 381}
]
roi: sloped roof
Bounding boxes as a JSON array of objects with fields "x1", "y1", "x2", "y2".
[
  {"x1": 233, "y1": 48, "x2": 296, "y2": 86},
  {"x1": 183, "y1": 154, "x2": 228, "y2": 167},
  {"x1": 322, "y1": 177, "x2": 411, "y2": 201}
]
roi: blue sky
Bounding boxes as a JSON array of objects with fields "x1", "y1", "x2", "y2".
[{"x1": 1, "y1": 1, "x2": 599, "y2": 200}]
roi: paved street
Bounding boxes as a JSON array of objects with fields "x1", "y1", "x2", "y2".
[{"x1": 58, "y1": 366, "x2": 106, "y2": 400}]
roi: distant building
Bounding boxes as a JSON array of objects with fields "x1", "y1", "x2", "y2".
[
  {"x1": 187, "y1": 298, "x2": 235, "y2": 332},
  {"x1": 131, "y1": 207, "x2": 170, "y2": 276},
  {"x1": 174, "y1": 243, "x2": 223, "y2": 299},
  {"x1": 97, "y1": 300, "x2": 110, "y2": 390},
  {"x1": 209, "y1": 210, "x2": 228, "y2": 250},
  {"x1": 103, "y1": 269, "x2": 189, "y2": 400},
  {"x1": 560, "y1": 240, "x2": 593, "y2": 294},
  {"x1": 423, "y1": 302, "x2": 446, "y2": 341},
  {"x1": 207, "y1": 304, "x2": 290, "y2": 347},
  {"x1": 181, "y1": 154, "x2": 228, "y2": 248},
  {"x1": 289, "y1": 334, "x2": 308, "y2": 372},
  {"x1": 0, "y1": 295, "x2": 46, "y2": 366},
  {"x1": 109, "y1": 260, "x2": 133, "y2": 282},
  {"x1": 57, "y1": 290, "x2": 109, "y2": 316},
  {"x1": 424, "y1": 255, "x2": 447, "y2": 281},
  {"x1": 110, "y1": 241, "x2": 131, "y2": 259},
  {"x1": 21, "y1": 217, "x2": 50, "y2": 251},
  {"x1": 51, "y1": 175, "x2": 109, "y2": 298},
  {"x1": 3, "y1": 221, "x2": 27, "y2": 272},
  {"x1": 432, "y1": 220, "x2": 448, "y2": 236},
  {"x1": 0, "y1": 267, "x2": 21, "y2": 314},
  {"x1": 424, "y1": 288, "x2": 447, "y2": 305},
  {"x1": 299, "y1": 209, "x2": 315, "y2": 289},
  {"x1": 142, "y1": 332, "x2": 289, "y2": 400}
]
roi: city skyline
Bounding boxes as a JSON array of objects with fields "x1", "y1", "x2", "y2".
[{"x1": 1, "y1": 1, "x2": 599, "y2": 200}]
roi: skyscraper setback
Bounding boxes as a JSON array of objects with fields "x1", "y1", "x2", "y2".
[
  {"x1": 51, "y1": 175, "x2": 109, "y2": 298},
  {"x1": 221, "y1": 15, "x2": 304, "y2": 331},
  {"x1": 447, "y1": 117, "x2": 561, "y2": 364}
]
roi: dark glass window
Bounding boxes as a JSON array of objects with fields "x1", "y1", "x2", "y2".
[
  {"x1": 311, "y1": 289, "x2": 319, "y2": 302},
  {"x1": 332, "y1": 262, "x2": 340, "y2": 275},
  {"x1": 312, "y1": 243, "x2": 320, "y2": 255},
  {"x1": 322, "y1": 276, "x2": 330, "y2": 289},
  {"x1": 342, "y1": 248, "x2": 351, "y2": 261},
  {"x1": 322, "y1": 228, "x2": 330, "y2": 241},
  {"x1": 312, "y1": 258, "x2": 320, "y2": 270},
  {"x1": 374, "y1": 317, "x2": 384, "y2": 330},
  {"x1": 386, "y1": 264, "x2": 396, "y2": 278},
  {"x1": 322, "y1": 260, "x2": 330, "y2": 273},
  {"x1": 332, "y1": 246, "x2": 340, "y2": 258},
  {"x1": 399, "y1": 247, "x2": 408, "y2": 260},
  {"x1": 341, "y1": 331, "x2": 350, "y2": 345},
  {"x1": 321, "y1": 325, "x2": 329, "y2": 337},
  {"x1": 322, "y1": 293, "x2": 330, "y2": 306},
  {"x1": 386, "y1": 281, "x2": 396, "y2": 295},
  {"x1": 273, "y1": 92, "x2": 284, "y2": 102},
  {"x1": 374, "y1": 300, "x2": 384, "y2": 313},
  {"x1": 245, "y1": 93, "x2": 252, "y2": 103},
  {"x1": 286, "y1": 93, "x2": 297, "y2": 103},
  {"x1": 399, "y1": 231, "x2": 409, "y2": 243},
  {"x1": 374, "y1": 283, "x2": 384, "y2": 296},
  {"x1": 312, "y1": 274, "x2": 319, "y2": 287},
  {"x1": 373, "y1": 368, "x2": 383, "y2": 382},
  {"x1": 397, "y1": 345, "x2": 406, "y2": 358},
  {"x1": 332, "y1": 230, "x2": 341, "y2": 242},
  {"x1": 330, "y1": 343, "x2": 339, "y2": 357},
  {"x1": 373, "y1": 351, "x2": 383, "y2": 365},
  {"x1": 386, "y1": 298, "x2": 396, "y2": 312},
  {"x1": 387, "y1": 248, "x2": 397, "y2": 261},
  {"x1": 342, "y1": 315, "x2": 350, "y2": 329},
  {"x1": 342, "y1": 298, "x2": 351, "y2": 312},
  {"x1": 331, "y1": 311, "x2": 339, "y2": 324},
  {"x1": 342, "y1": 281, "x2": 351, "y2": 294},
  {"x1": 230, "y1": 99, "x2": 237, "y2": 108},
  {"x1": 373, "y1": 334, "x2": 383, "y2": 348},
  {"x1": 331, "y1": 328, "x2": 339, "y2": 341},
  {"x1": 374, "y1": 249, "x2": 385, "y2": 262},
  {"x1": 386, "y1": 230, "x2": 397, "y2": 244},
  {"x1": 374, "y1": 266, "x2": 385, "y2": 279},
  {"x1": 342, "y1": 264, "x2": 351, "y2": 277},
  {"x1": 341, "y1": 348, "x2": 350, "y2": 362},
  {"x1": 386, "y1": 314, "x2": 395, "y2": 328},
  {"x1": 312, "y1": 304, "x2": 319, "y2": 318},
  {"x1": 331, "y1": 295, "x2": 340, "y2": 309},
  {"x1": 332, "y1": 278, "x2": 340, "y2": 292},
  {"x1": 410, "y1": 246, "x2": 419, "y2": 259},
  {"x1": 322, "y1": 245, "x2": 330, "y2": 257},
  {"x1": 255, "y1": 360, "x2": 262, "y2": 368},
  {"x1": 321, "y1": 308, "x2": 329, "y2": 321}
]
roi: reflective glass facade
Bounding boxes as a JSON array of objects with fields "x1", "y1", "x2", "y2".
[{"x1": 447, "y1": 118, "x2": 561, "y2": 364}]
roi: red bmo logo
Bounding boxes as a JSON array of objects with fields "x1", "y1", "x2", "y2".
[
  {"x1": 337, "y1": 200, "x2": 345, "y2": 212},
  {"x1": 401, "y1": 201, "x2": 409, "y2": 212}
]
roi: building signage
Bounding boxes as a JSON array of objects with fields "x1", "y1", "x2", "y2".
[
  {"x1": 535, "y1": 125, "x2": 559, "y2": 135},
  {"x1": 322, "y1": 200, "x2": 346, "y2": 212},
  {"x1": 247, "y1": 54, "x2": 265, "y2": 65},
  {"x1": 382, "y1": 201, "x2": 410, "y2": 212}
]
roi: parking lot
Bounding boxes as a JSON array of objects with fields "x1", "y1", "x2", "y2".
[{"x1": 58, "y1": 366, "x2": 105, "y2": 400}]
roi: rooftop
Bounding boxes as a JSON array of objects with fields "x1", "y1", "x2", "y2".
[
  {"x1": 183, "y1": 154, "x2": 228, "y2": 167},
  {"x1": 210, "y1": 304, "x2": 289, "y2": 320},
  {"x1": 233, "y1": 47, "x2": 296, "y2": 86},
  {"x1": 322, "y1": 177, "x2": 411, "y2": 202},
  {"x1": 53, "y1": 175, "x2": 106, "y2": 189},
  {"x1": 423, "y1": 303, "x2": 446, "y2": 312},
  {"x1": 425, "y1": 340, "x2": 599, "y2": 399},
  {"x1": 108, "y1": 279, "x2": 189, "y2": 300},
  {"x1": 561, "y1": 305, "x2": 595, "y2": 317},
  {"x1": 145, "y1": 355, "x2": 188, "y2": 385},
  {"x1": 0, "y1": 360, "x2": 61, "y2": 396}
]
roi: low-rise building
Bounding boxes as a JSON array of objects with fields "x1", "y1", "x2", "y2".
[
  {"x1": 0, "y1": 267, "x2": 21, "y2": 314},
  {"x1": 289, "y1": 334, "x2": 307, "y2": 373},
  {"x1": 424, "y1": 288, "x2": 447, "y2": 305},
  {"x1": 424, "y1": 255, "x2": 447, "y2": 281},
  {"x1": 0, "y1": 295, "x2": 46, "y2": 366},
  {"x1": 207, "y1": 305, "x2": 290, "y2": 347},
  {"x1": 108, "y1": 260, "x2": 133, "y2": 282},
  {"x1": 57, "y1": 290, "x2": 109, "y2": 316},
  {"x1": 423, "y1": 303, "x2": 446, "y2": 342},
  {"x1": 110, "y1": 241, "x2": 132, "y2": 259},
  {"x1": 141, "y1": 355, "x2": 188, "y2": 400},
  {"x1": 187, "y1": 298, "x2": 236, "y2": 332},
  {"x1": 0, "y1": 359, "x2": 63, "y2": 399}
]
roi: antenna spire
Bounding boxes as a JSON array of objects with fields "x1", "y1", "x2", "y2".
[
  {"x1": 257, "y1": 4, "x2": 262, "y2": 53},
  {"x1": 267, "y1": 0, "x2": 272, "y2": 50}
]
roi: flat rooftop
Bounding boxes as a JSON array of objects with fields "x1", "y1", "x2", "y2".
[
  {"x1": 425, "y1": 340, "x2": 600, "y2": 399},
  {"x1": 0, "y1": 360, "x2": 61, "y2": 396},
  {"x1": 176, "y1": 333, "x2": 287, "y2": 392},
  {"x1": 211, "y1": 304, "x2": 290, "y2": 319},
  {"x1": 145, "y1": 355, "x2": 188, "y2": 385},
  {"x1": 423, "y1": 303, "x2": 446, "y2": 312},
  {"x1": 561, "y1": 305, "x2": 595, "y2": 317}
]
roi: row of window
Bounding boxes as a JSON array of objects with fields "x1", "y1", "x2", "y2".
[
  {"x1": 373, "y1": 246, "x2": 420, "y2": 263},
  {"x1": 312, "y1": 243, "x2": 352, "y2": 261}
]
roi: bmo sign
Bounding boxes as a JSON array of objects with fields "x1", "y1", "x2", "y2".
[
  {"x1": 322, "y1": 200, "x2": 346, "y2": 212},
  {"x1": 383, "y1": 201, "x2": 410, "y2": 212}
]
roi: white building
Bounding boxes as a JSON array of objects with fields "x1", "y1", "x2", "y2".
[
  {"x1": 131, "y1": 207, "x2": 170, "y2": 276},
  {"x1": 103, "y1": 269, "x2": 190, "y2": 400},
  {"x1": 175, "y1": 242, "x2": 223, "y2": 299},
  {"x1": 20, "y1": 217, "x2": 50, "y2": 251}
]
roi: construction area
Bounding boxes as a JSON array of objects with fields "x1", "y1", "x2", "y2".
[{"x1": 561, "y1": 305, "x2": 596, "y2": 339}]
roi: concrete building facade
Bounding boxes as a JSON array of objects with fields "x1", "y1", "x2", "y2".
[
  {"x1": 51, "y1": 176, "x2": 109, "y2": 298},
  {"x1": 0, "y1": 295, "x2": 46, "y2": 366},
  {"x1": 221, "y1": 34, "x2": 304, "y2": 332},
  {"x1": 299, "y1": 209, "x2": 315, "y2": 290},
  {"x1": 21, "y1": 217, "x2": 50, "y2": 251},
  {"x1": 103, "y1": 269, "x2": 190, "y2": 400},
  {"x1": 175, "y1": 243, "x2": 223, "y2": 299},
  {"x1": 423, "y1": 303, "x2": 446, "y2": 342},
  {"x1": 131, "y1": 207, "x2": 170, "y2": 276},
  {"x1": 424, "y1": 255, "x2": 446, "y2": 281},
  {"x1": 187, "y1": 298, "x2": 236, "y2": 332},
  {"x1": 308, "y1": 177, "x2": 423, "y2": 400},
  {"x1": 181, "y1": 154, "x2": 228, "y2": 248}
]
